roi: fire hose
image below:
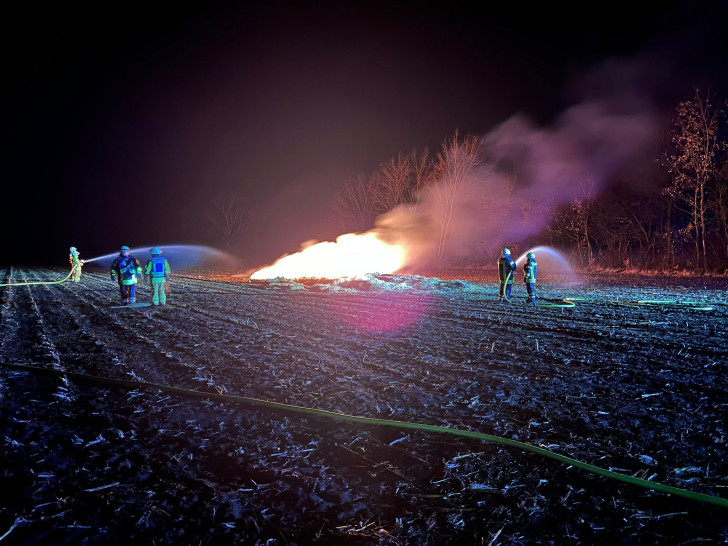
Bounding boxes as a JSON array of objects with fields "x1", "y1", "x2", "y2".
[
  {"x1": 501, "y1": 268, "x2": 574, "y2": 308},
  {"x1": 0, "y1": 266, "x2": 77, "y2": 287},
  {"x1": 559, "y1": 297, "x2": 720, "y2": 311},
  {"x1": 1, "y1": 361, "x2": 726, "y2": 509},
  {"x1": 611, "y1": 299, "x2": 721, "y2": 311},
  {"x1": 501, "y1": 270, "x2": 512, "y2": 302}
]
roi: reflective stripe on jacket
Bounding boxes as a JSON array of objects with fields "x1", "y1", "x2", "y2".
[
  {"x1": 497, "y1": 256, "x2": 517, "y2": 283},
  {"x1": 111, "y1": 255, "x2": 142, "y2": 285},
  {"x1": 524, "y1": 259, "x2": 537, "y2": 283}
]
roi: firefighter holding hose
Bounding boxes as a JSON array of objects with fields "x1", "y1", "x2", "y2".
[
  {"x1": 69, "y1": 246, "x2": 84, "y2": 282},
  {"x1": 523, "y1": 251, "x2": 538, "y2": 305},
  {"x1": 497, "y1": 248, "x2": 517, "y2": 302}
]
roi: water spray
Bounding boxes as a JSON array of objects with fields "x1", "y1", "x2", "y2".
[
  {"x1": 513, "y1": 245, "x2": 573, "y2": 270},
  {"x1": 1, "y1": 245, "x2": 237, "y2": 287},
  {"x1": 81, "y1": 245, "x2": 235, "y2": 268}
]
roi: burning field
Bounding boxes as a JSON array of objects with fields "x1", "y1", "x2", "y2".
[{"x1": 1, "y1": 266, "x2": 727, "y2": 544}]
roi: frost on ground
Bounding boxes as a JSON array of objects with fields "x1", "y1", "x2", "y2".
[{"x1": 1, "y1": 266, "x2": 727, "y2": 545}]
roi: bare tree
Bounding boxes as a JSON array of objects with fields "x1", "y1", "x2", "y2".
[
  {"x1": 661, "y1": 186, "x2": 677, "y2": 268},
  {"x1": 372, "y1": 149, "x2": 432, "y2": 212},
  {"x1": 208, "y1": 192, "x2": 255, "y2": 253},
  {"x1": 626, "y1": 196, "x2": 660, "y2": 267},
  {"x1": 563, "y1": 198, "x2": 592, "y2": 267},
  {"x1": 426, "y1": 130, "x2": 482, "y2": 262},
  {"x1": 713, "y1": 160, "x2": 728, "y2": 266},
  {"x1": 481, "y1": 158, "x2": 516, "y2": 256},
  {"x1": 329, "y1": 172, "x2": 379, "y2": 232},
  {"x1": 410, "y1": 147, "x2": 434, "y2": 198},
  {"x1": 372, "y1": 152, "x2": 416, "y2": 213},
  {"x1": 546, "y1": 181, "x2": 595, "y2": 268},
  {"x1": 330, "y1": 148, "x2": 434, "y2": 232},
  {"x1": 663, "y1": 89, "x2": 725, "y2": 270},
  {"x1": 592, "y1": 195, "x2": 639, "y2": 268}
]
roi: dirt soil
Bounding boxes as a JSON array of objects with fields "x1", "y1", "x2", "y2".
[{"x1": 1, "y1": 266, "x2": 727, "y2": 545}]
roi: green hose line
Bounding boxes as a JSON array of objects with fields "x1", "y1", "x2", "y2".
[
  {"x1": 0, "y1": 268, "x2": 75, "y2": 287},
  {"x1": 501, "y1": 270, "x2": 512, "y2": 302},
  {"x1": 610, "y1": 299, "x2": 717, "y2": 311},
  {"x1": 508, "y1": 299, "x2": 574, "y2": 308},
  {"x1": 2, "y1": 361, "x2": 726, "y2": 509},
  {"x1": 537, "y1": 299, "x2": 575, "y2": 308},
  {"x1": 562, "y1": 298, "x2": 722, "y2": 311}
]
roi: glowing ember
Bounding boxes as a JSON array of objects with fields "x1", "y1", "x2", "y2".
[{"x1": 251, "y1": 232, "x2": 407, "y2": 280}]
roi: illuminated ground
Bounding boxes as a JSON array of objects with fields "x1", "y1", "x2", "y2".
[{"x1": 1, "y1": 267, "x2": 727, "y2": 544}]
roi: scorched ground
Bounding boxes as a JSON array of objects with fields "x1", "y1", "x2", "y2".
[{"x1": 1, "y1": 266, "x2": 727, "y2": 544}]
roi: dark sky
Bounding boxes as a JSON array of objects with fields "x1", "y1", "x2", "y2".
[{"x1": 2, "y1": 1, "x2": 727, "y2": 267}]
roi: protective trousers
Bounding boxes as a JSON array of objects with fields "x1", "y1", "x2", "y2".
[
  {"x1": 119, "y1": 283, "x2": 137, "y2": 304},
  {"x1": 151, "y1": 280, "x2": 166, "y2": 306},
  {"x1": 499, "y1": 283, "x2": 512, "y2": 299}
]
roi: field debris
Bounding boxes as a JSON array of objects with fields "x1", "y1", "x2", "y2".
[{"x1": 1, "y1": 268, "x2": 727, "y2": 543}]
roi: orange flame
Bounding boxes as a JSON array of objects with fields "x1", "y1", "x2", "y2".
[{"x1": 250, "y1": 231, "x2": 407, "y2": 280}]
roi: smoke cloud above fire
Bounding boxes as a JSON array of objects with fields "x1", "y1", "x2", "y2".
[
  {"x1": 251, "y1": 47, "x2": 701, "y2": 279},
  {"x1": 370, "y1": 55, "x2": 667, "y2": 269}
]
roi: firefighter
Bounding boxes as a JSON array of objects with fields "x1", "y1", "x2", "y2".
[
  {"x1": 523, "y1": 251, "x2": 537, "y2": 305},
  {"x1": 110, "y1": 245, "x2": 143, "y2": 304},
  {"x1": 144, "y1": 247, "x2": 171, "y2": 306},
  {"x1": 497, "y1": 248, "x2": 517, "y2": 302},
  {"x1": 69, "y1": 246, "x2": 84, "y2": 282}
]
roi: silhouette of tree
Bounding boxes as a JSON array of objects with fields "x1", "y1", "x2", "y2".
[
  {"x1": 208, "y1": 192, "x2": 256, "y2": 253},
  {"x1": 329, "y1": 148, "x2": 433, "y2": 233},
  {"x1": 663, "y1": 89, "x2": 725, "y2": 270},
  {"x1": 329, "y1": 172, "x2": 380, "y2": 232},
  {"x1": 372, "y1": 149, "x2": 432, "y2": 213},
  {"x1": 426, "y1": 130, "x2": 482, "y2": 262}
]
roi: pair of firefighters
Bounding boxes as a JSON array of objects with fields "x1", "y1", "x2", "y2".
[
  {"x1": 110, "y1": 246, "x2": 171, "y2": 305},
  {"x1": 497, "y1": 248, "x2": 537, "y2": 304}
]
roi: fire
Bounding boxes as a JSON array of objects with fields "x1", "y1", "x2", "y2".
[{"x1": 250, "y1": 231, "x2": 407, "y2": 280}]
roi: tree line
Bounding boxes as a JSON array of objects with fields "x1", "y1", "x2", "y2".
[
  {"x1": 205, "y1": 89, "x2": 727, "y2": 273},
  {"x1": 327, "y1": 89, "x2": 728, "y2": 273}
]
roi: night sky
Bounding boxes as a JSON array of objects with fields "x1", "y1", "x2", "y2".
[{"x1": 2, "y1": 1, "x2": 727, "y2": 267}]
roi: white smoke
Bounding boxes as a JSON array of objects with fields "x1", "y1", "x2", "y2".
[{"x1": 370, "y1": 54, "x2": 668, "y2": 267}]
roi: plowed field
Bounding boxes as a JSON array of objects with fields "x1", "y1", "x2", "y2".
[{"x1": 1, "y1": 266, "x2": 727, "y2": 544}]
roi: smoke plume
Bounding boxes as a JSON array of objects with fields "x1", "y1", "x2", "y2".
[{"x1": 374, "y1": 55, "x2": 667, "y2": 268}]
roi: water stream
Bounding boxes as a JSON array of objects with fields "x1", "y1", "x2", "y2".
[{"x1": 82, "y1": 245, "x2": 238, "y2": 270}]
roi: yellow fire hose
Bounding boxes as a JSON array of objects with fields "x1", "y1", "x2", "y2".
[
  {"x1": 0, "y1": 266, "x2": 76, "y2": 287},
  {"x1": 1, "y1": 361, "x2": 726, "y2": 509}
]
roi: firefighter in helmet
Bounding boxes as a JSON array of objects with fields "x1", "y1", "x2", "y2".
[
  {"x1": 69, "y1": 246, "x2": 84, "y2": 282},
  {"x1": 523, "y1": 251, "x2": 537, "y2": 305},
  {"x1": 497, "y1": 248, "x2": 517, "y2": 302},
  {"x1": 144, "y1": 247, "x2": 171, "y2": 306},
  {"x1": 110, "y1": 245, "x2": 143, "y2": 304}
]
